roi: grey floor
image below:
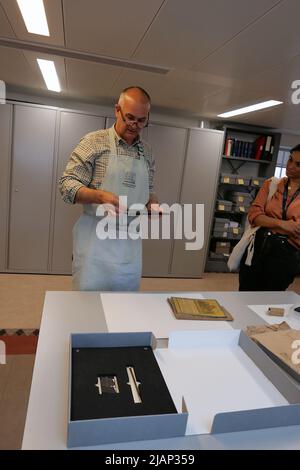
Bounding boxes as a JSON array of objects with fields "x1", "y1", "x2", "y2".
[{"x1": 0, "y1": 272, "x2": 299, "y2": 449}]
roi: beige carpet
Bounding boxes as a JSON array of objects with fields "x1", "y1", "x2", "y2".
[
  {"x1": 0, "y1": 272, "x2": 299, "y2": 329},
  {"x1": 0, "y1": 273, "x2": 242, "y2": 329}
]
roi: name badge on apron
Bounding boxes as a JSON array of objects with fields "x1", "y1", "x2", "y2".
[{"x1": 123, "y1": 171, "x2": 137, "y2": 189}]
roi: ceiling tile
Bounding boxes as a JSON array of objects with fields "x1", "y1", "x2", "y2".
[
  {"x1": 111, "y1": 68, "x2": 227, "y2": 114},
  {"x1": 202, "y1": 54, "x2": 300, "y2": 115},
  {"x1": 199, "y1": 56, "x2": 300, "y2": 132},
  {"x1": 1, "y1": 0, "x2": 299, "y2": 135},
  {"x1": 197, "y1": 0, "x2": 300, "y2": 80},
  {"x1": 133, "y1": 0, "x2": 280, "y2": 68},
  {"x1": 63, "y1": 0, "x2": 164, "y2": 58},
  {"x1": 0, "y1": 46, "x2": 42, "y2": 88},
  {"x1": 0, "y1": 2, "x2": 15, "y2": 37},
  {"x1": 65, "y1": 58, "x2": 123, "y2": 100}
]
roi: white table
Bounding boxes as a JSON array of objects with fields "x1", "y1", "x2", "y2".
[{"x1": 22, "y1": 290, "x2": 300, "y2": 450}]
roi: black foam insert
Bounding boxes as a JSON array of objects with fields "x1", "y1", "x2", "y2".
[{"x1": 71, "y1": 346, "x2": 177, "y2": 421}]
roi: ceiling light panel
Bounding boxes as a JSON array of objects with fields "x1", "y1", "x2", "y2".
[
  {"x1": 17, "y1": 0, "x2": 49, "y2": 36},
  {"x1": 218, "y1": 100, "x2": 283, "y2": 118},
  {"x1": 37, "y1": 58, "x2": 61, "y2": 92}
]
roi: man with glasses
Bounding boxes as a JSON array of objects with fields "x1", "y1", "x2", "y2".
[{"x1": 59, "y1": 86, "x2": 158, "y2": 291}]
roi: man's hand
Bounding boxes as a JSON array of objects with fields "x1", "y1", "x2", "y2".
[
  {"x1": 146, "y1": 192, "x2": 162, "y2": 215},
  {"x1": 75, "y1": 187, "x2": 126, "y2": 213},
  {"x1": 146, "y1": 201, "x2": 162, "y2": 217},
  {"x1": 99, "y1": 190, "x2": 121, "y2": 213}
]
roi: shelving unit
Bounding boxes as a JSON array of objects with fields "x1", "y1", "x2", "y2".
[
  {"x1": 205, "y1": 123, "x2": 281, "y2": 273},
  {"x1": 222, "y1": 155, "x2": 270, "y2": 164}
]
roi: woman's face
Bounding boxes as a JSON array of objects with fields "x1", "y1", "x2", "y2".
[{"x1": 286, "y1": 151, "x2": 300, "y2": 179}]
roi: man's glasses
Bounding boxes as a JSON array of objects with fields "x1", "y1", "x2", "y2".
[{"x1": 118, "y1": 107, "x2": 149, "y2": 128}]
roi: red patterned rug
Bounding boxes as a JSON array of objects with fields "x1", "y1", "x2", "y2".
[{"x1": 0, "y1": 329, "x2": 39, "y2": 354}]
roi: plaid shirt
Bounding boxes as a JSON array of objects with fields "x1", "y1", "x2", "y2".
[{"x1": 59, "y1": 126, "x2": 155, "y2": 204}]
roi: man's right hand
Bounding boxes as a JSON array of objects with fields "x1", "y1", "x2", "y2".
[
  {"x1": 75, "y1": 187, "x2": 124, "y2": 213},
  {"x1": 97, "y1": 190, "x2": 120, "y2": 212}
]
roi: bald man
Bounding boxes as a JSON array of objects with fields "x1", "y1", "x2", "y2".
[{"x1": 59, "y1": 86, "x2": 158, "y2": 291}]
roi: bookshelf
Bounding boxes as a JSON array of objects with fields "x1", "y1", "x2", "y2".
[
  {"x1": 222, "y1": 155, "x2": 270, "y2": 164},
  {"x1": 205, "y1": 123, "x2": 281, "y2": 273}
]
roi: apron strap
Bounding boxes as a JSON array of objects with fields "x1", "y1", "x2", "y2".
[
  {"x1": 282, "y1": 179, "x2": 300, "y2": 220},
  {"x1": 109, "y1": 127, "x2": 118, "y2": 155}
]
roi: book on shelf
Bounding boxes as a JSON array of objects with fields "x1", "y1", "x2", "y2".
[
  {"x1": 224, "y1": 138, "x2": 255, "y2": 159},
  {"x1": 254, "y1": 135, "x2": 266, "y2": 160},
  {"x1": 224, "y1": 138, "x2": 233, "y2": 156},
  {"x1": 224, "y1": 134, "x2": 275, "y2": 161},
  {"x1": 262, "y1": 135, "x2": 273, "y2": 161}
]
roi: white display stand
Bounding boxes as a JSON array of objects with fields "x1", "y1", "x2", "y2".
[{"x1": 22, "y1": 290, "x2": 300, "y2": 450}]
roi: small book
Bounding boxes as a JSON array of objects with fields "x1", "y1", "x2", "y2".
[{"x1": 167, "y1": 297, "x2": 233, "y2": 321}]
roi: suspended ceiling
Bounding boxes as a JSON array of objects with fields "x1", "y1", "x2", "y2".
[{"x1": 0, "y1": 0, "x2": 300, "y2": 133}]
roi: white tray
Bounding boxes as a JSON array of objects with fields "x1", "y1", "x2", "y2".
[{"x1": 154, "y1": 330, "x2": 289, "y2": 435}]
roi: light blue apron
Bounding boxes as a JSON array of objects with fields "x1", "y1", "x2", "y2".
[{"x1": 72, "y1": 127, "x2": 149, "y2": 291}]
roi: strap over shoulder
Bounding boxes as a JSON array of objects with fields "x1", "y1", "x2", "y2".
[
  {"x1": 227, "y1": 176, "x2": 282, "y2": 271},
  {"x1": 267, "y1": 176, "x2": 281, "y2": 201}
]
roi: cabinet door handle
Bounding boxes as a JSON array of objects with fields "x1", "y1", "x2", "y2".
[{"x1": 14, "y1": 189, "x2": 19, "y2": 192}]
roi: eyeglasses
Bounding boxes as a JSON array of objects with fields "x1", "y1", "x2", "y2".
[{"x1": 118, "y1": 106, "x2": 149, "y2": 128}]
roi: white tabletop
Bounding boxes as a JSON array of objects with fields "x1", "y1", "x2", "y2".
[
  {"x1": 22, "y1": 290, "x2": 300, "y2": 450},
  {"x1": 101, "y1": 292, "x2": 233, "y2": 338}
]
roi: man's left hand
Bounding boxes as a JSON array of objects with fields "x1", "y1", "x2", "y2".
[{"x1": 146, "y1": 201, "x2": 163, "y2": 216}]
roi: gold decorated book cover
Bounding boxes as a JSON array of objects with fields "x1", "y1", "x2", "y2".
[{"x1": 167, "y1": 297, "x2": 233, "y2": 321}]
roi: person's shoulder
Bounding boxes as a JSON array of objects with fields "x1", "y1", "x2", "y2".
[
  {"x1": 80, "y1": 128, "x2": 109, "y2": 149},
  {"x1": 266, "y1": 176, "x2": 287, "y2": 190},
  {"x1": 83, "y1": 128, "x2": 108, "y2": 141},
  {"x1": 263, "y1": 176, "x2": 286, "y2": 197},
  {"x1": 264, "y1": 176, "x2": 281, "y2": 187}
]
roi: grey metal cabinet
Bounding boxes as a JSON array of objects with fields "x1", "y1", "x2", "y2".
[
  {"x1": 0, "y1": 104, "x2": 12, "y2": 271},
  {"x1": 51, "y1": 111, "x2": 105, "y2": 274},
  {"x1": 142, "y1": 124, "x2": 188, "y2": 276},
  {"x1": 3, "y1": 102, "x2": 223, "y2": 277},
  {"x1": 170, "y1": 128, "x2": 224, "y2": 277},
  {"x1": 8, "y1": 105, "x2": 57, "y2": 272},
  {"x1": 105, "y1": 117, "x2": 115, "y2": 129}
]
